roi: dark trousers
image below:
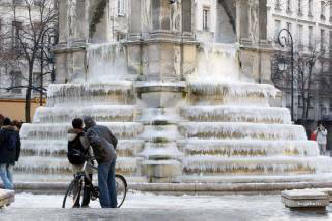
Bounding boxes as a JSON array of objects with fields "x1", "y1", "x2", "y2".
[
  {"x1": 98, "y1": 158, "x2": 117, "y2": 208},
  {"x1": 73, "y1": 174, "x2": 92, "y2": 207}
]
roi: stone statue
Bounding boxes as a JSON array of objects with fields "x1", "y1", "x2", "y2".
[
  {"x1": 67, "y1": 0, "x2": 77, "y2": 38},
  {"x1": 249, "y1": 0, "x2": 259, "y2": 43}
]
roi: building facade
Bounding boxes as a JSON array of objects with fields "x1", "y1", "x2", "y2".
[
  {"x1": 0, "y1": 0, "x2": 56, "y2": 121},
  {"x1": 267, "y1": 0, "x2": 332, "y2": 124}
]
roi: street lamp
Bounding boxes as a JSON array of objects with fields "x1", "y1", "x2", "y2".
[
  {"x1": 278, "y1": 28, "x2": 294, "y2": 121},
  {"x1": 277, "y1": 57, "x2": 289, "y2": 71}
]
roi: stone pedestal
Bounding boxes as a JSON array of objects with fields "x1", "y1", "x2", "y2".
[
  {"x1": 0, "y1": 189, "x2": 15, "y2": 208},
  {"x1": 281, "y1": 189, "x2": 329, "y2": 209},
  {"x1": 136, "y1": 82, "x2": 185, "y2": 182}
]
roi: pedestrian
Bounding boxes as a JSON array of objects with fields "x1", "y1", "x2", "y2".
[
  {"x1": 310, "y1": 129, "x2": 317, "y2": 141},
  {"x1": 0, "y1": 118, "x2": 20, "y2": 190},
  {"x1": 316, "y1": 121, "x2": 328, "y2": 155},
  {"x1": 84, "y1": 116, "x2": 118, "y2": 208},
  {"x1": 67, "y1": 118, "x2": 94, "y2": 208}
]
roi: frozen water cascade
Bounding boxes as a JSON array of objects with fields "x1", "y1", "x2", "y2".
[
  {"x1": 177, "y1": 43, "x2": 332, "y2": 179},
  {"x1": 17, "y1": 39, "x2": 332, "y2": 183}
]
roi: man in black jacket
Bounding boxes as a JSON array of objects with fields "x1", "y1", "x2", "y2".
[
  {"x1": 0, "y1": 118, "x2": 20, "y2": 189},
  {"x1": 84, "y1": 116, "x2": 118, "y2": 208}
]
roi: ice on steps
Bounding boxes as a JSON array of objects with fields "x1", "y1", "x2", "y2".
[
  {"x1": 178, "y1": 140, "x2": 319, "y2": 157},
  {"x1": 183, "y1": 156, "x2": 323, "y2": 175},
  {"x1": 46, "y1": 82, "x2": 133, "y2": 106},
  {"x1": 16, "y1": 156, "x2": 139, "y2": 174},
  {"x1": 180, "y1": 106, "x2": 291, "y2": 124},
  {"x1": 21, "y1": 140, "x2": 145, "y2": 157},
  {"x1": 179, "y1": 122, "x2": 307, "y2": 140},
  {"x1": 139, "y1": 143, "x2": 184, "y2": 159},
  {"x1": 34, "y1": 105, "x2": 138, "y2": 123},
  {"x1": 20, "y1": 122, "x2": 144, "y2": 140},
  {"x1": 187, "y1": 81, "x2": 278, "y2": 97}
]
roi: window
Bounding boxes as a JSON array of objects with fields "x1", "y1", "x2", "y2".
[
  {"x1": 13, "y1": 0, "x2": 24, "y2": 5},
  {"x1": 118, "y1": 0, "x2": 125, "y2": 16},
  {"x1": 33, "y1": 0, "x2": 42, "y2": 6},
  {"x1": 321, "y1": 29, "x2": 326, "y2": 52},
  {"x1": 11, "y1": 21, "x2": 22, "y2": 51},
  {"x1": 33, "y1": 72, "x2": 41, "y2": 88},
  {"x1": 287, "y1": 22, "x2": 292, "y2": 34},
  {"x1": 275, "y1": 0, "x2": 281, "y2": 10},
  {"x1": 309, "y1": 26, "x2": 313, "y2": 49},
  {"x1": 297, "y1": 0, "x2": 302, "y2": 15},
  {"x1": 274, "y1": 20, "x2": 281, "y2": 42},
  {"x1": 308, "y1": 0, "x2": 313, "y2": 16},
  {"x1": 203, "y1": 8, "x2": 210, "y2": 31},
  {"x1": 297, "y1": 24, "x2": 303, "y2": 48},
  {"x1": 10, "y1": 71, "x2": 22, "y2": 94},
  {"x1": 321, "y1": 1, "x2": 326, "y2": 20}
]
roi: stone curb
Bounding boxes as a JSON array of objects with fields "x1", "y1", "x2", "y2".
[{"x1": 6, "y1": 181, "x2": 332, "y2": 192}]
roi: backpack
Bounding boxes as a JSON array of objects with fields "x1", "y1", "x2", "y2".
[{"x1": 67, "y1": 133, "x2": 86, "y2": 165}]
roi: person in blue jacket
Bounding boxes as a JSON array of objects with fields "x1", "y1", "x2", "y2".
[{"x1": 0, "y1": 118, "x2": 20, "y2": 190}]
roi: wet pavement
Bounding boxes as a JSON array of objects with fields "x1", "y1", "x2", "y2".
[{"x1": 0, "y1": 192, "x2": 332, "y2": 220}]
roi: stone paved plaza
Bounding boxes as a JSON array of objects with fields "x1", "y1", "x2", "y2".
[{"x1": 1, "y1": 192, "x2": 332, "y2": 221}]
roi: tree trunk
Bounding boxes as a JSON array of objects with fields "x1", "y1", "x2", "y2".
[
  {"x1": 25, "y1": 62, "x2": 34, "y2": 123},
  {"x1": 305, "y1": 63, "x2": 314, "y2": 119},
  {"x1": 25, "y1": 87, "x2": 32, "y2": 123}
]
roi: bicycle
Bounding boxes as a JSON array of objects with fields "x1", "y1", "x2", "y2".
[{"x1": 62, "y1": 154, "x2": 127, "y2": 208}]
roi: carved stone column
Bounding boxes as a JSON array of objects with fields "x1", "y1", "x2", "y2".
[
  {"x1": 236, "y1": 0, "x2": 250, "y2": 44},
  {"x1": 236, "y1": 0, "x2": 273, "y2": 83}
]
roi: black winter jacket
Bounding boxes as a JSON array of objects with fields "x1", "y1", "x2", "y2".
[
  {"x1": 0, "y1": 125, "x2": 21, "y2": 164},
  {"x1": 86, "y1": 125, "x2": 118, "y2": 164}
]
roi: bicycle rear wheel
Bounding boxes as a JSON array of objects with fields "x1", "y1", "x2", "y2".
[
  {"x1": 115, "y1": 174, "x2": 127, "y2": 208},
  {"x1": 62, "y1": 179, "x2": 82, "y2": 208}
]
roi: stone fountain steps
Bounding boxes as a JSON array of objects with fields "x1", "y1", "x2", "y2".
[
  {"x1": 183, "y1": 156, "x2": 332, "y2": 175},
  {"x1": 47, "y1": 82, "x2": 135, "y2": 106},
  {"x1": 140, "y1": 125, "x2": 181, "y2": 142},
  {"x1": 177, "y1": 140, "x2": 319, "y2": 157},
  {"x1": 21, "y1": 139, "x2": 145, "y2": 157},
  {"x1": 186, "y1": 81, "x2": 277, "y2": 106},
  {"x1": 178, "y1": 122, "x2": 307, "y2": 140},
  {"x1": 19, "y1": 122, "x2": 144, "y2": 140},
  {"x1": 139, "y1": 142, "x2": 184, "y2": 160},
  {"x1": 187, "y1": 81, "x2": 277, "y2": 97},
  {"x1": 34, "y1": 105, "x2": 139, "y2": 123},
  {"x1": 15, "y1": 156, "x2": 139, "y2": 175},
  {"x1": 180, "y1": 106, "x2": 291, "y2": 124}
]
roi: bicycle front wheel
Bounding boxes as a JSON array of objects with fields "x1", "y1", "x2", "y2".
[
  {"x1": 115, "y1": 174, "x2": 127, "y2": 208},
  {"x1": 62, "y1": 179, "x2": 82, "y2": 208}
]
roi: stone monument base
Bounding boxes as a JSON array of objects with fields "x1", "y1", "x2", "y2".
[{"x1": 281, "y1": 189, "x2": 329, "y2": 209}]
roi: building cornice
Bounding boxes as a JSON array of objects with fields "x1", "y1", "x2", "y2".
[{"x1": 272, "y1": 13, "x2": 332, "y2": 29}]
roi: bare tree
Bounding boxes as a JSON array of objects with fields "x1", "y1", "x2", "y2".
[
  {"x1": 272, "y1": 46, "x2": 322, "y2": 125},
  {"x1": 0, "y1": 0, "x2": 58, "y2": 122}
]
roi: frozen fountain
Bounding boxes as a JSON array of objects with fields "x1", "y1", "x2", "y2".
[
  {"x1": 17, "y1": 41, "x2": 332, "y2": 183},
  {"x1": 16, "y1": 0, "x2": 332, "y2": 184}
]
